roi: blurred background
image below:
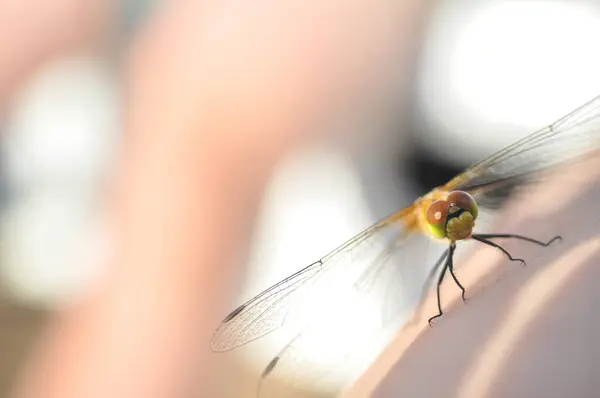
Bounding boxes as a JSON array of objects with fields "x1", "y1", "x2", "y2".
[{"x1": 1, "y1": 0, "x2": 600, "y2": 397}]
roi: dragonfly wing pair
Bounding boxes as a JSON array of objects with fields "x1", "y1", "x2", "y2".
[{"x1": 211, "y1": 95, "x2": 600, "y2": 396}]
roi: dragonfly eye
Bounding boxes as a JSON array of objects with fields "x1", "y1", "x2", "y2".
[
  {"x1": 426, "y1": 200, "x2": 450, "y2": 239},
  {"x1": 447, "y1": 190, "x2": 478, "y2": 220}
]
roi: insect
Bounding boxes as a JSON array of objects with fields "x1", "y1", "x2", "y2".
[{"x1": 211, "y1": 95, "x2": 600, "y2": 394}]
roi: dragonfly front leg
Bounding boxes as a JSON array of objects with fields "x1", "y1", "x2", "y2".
[
  {"x1": 472, "y1": 233, "x2": 562, "y2": 247},
  {"x1": 471, "y1": 234, "x2": 526, "y2": 265},
  {"x1": 428, "y1": 242, "x2": 456, "y2": 325},
  {"x1": 447, "y1": 242, "x2": 467, "y2": 303}
]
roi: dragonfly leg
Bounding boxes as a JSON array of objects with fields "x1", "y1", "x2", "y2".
[
  {"x1": 417, "y1": 247, "x2": 449, "y2": 308},
  {"x1": 472, "y1": 233, "x2": 562, "y2": 247},
  {"x1": 447, "y1": 242, "x2": 467, "y2": 303},
  {"x1": 471, "y1": 235, "x2": 526, "y2": 266},
  {"x1": 428, "y1": 244, "x2": 452, "y2": 326}
]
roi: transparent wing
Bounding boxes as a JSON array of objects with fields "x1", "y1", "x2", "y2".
[
  {"x1": 255, "y1": 233, "x2": 447, "y2": 398},
  {"x1": 444, "y1": 95, "x2": 600, "y2": 208},
  {"x1": 214, "y1": 94, "x2": 600, "y2": 396},
  {"x1": 210, "y1": 206, "x2": 427, "y2": 352},
  {"x1": 212, "y1": 96, "x2": 600, "y2": 351}
]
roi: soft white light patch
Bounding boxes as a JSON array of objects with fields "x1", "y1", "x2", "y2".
[
  {"x1": 1, "y1": 56, "x2": 118, "y2": 305},
  {"x1": 1, "y1": 192, "x2": 106, "y2": 304},
  {"x1": 4, "y1": 56, "x2": 117, "y2": 187},
  {"x1": 417, "y1": 0, "x2": 600, "y2": 165}
]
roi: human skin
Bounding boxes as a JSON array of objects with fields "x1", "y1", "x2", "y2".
[{"x1": 7, "y1": 1, "x2": 429, "y2": 398}]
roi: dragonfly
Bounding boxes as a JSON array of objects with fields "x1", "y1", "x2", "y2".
[{"x1": 211, "y1": 95, "x2": 600, "y2": 395}]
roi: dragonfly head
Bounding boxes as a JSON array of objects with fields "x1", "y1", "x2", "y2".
[{"x1": 426, "y1": 190, "x2": 479, "y2": 241}]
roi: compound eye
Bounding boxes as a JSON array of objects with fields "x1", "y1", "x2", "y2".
[
  {"x1": 426, "y1": 200, "x2": 450, "y2": 239},
  {"x1": 447, "y1": 190, "x2": 478, "y2": 220}
]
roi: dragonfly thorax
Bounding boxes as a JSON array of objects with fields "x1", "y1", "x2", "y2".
[
  {"x1": 446, "y1": 208, "x2": 475, "y2": 240},
  {"x1": 425, "y1": 190, "x2": 479, "y2": 241}
]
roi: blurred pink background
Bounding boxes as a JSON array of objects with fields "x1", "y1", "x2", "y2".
[{"x1": 1, "y1": 1, "x2": 600, "y2": 397}]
